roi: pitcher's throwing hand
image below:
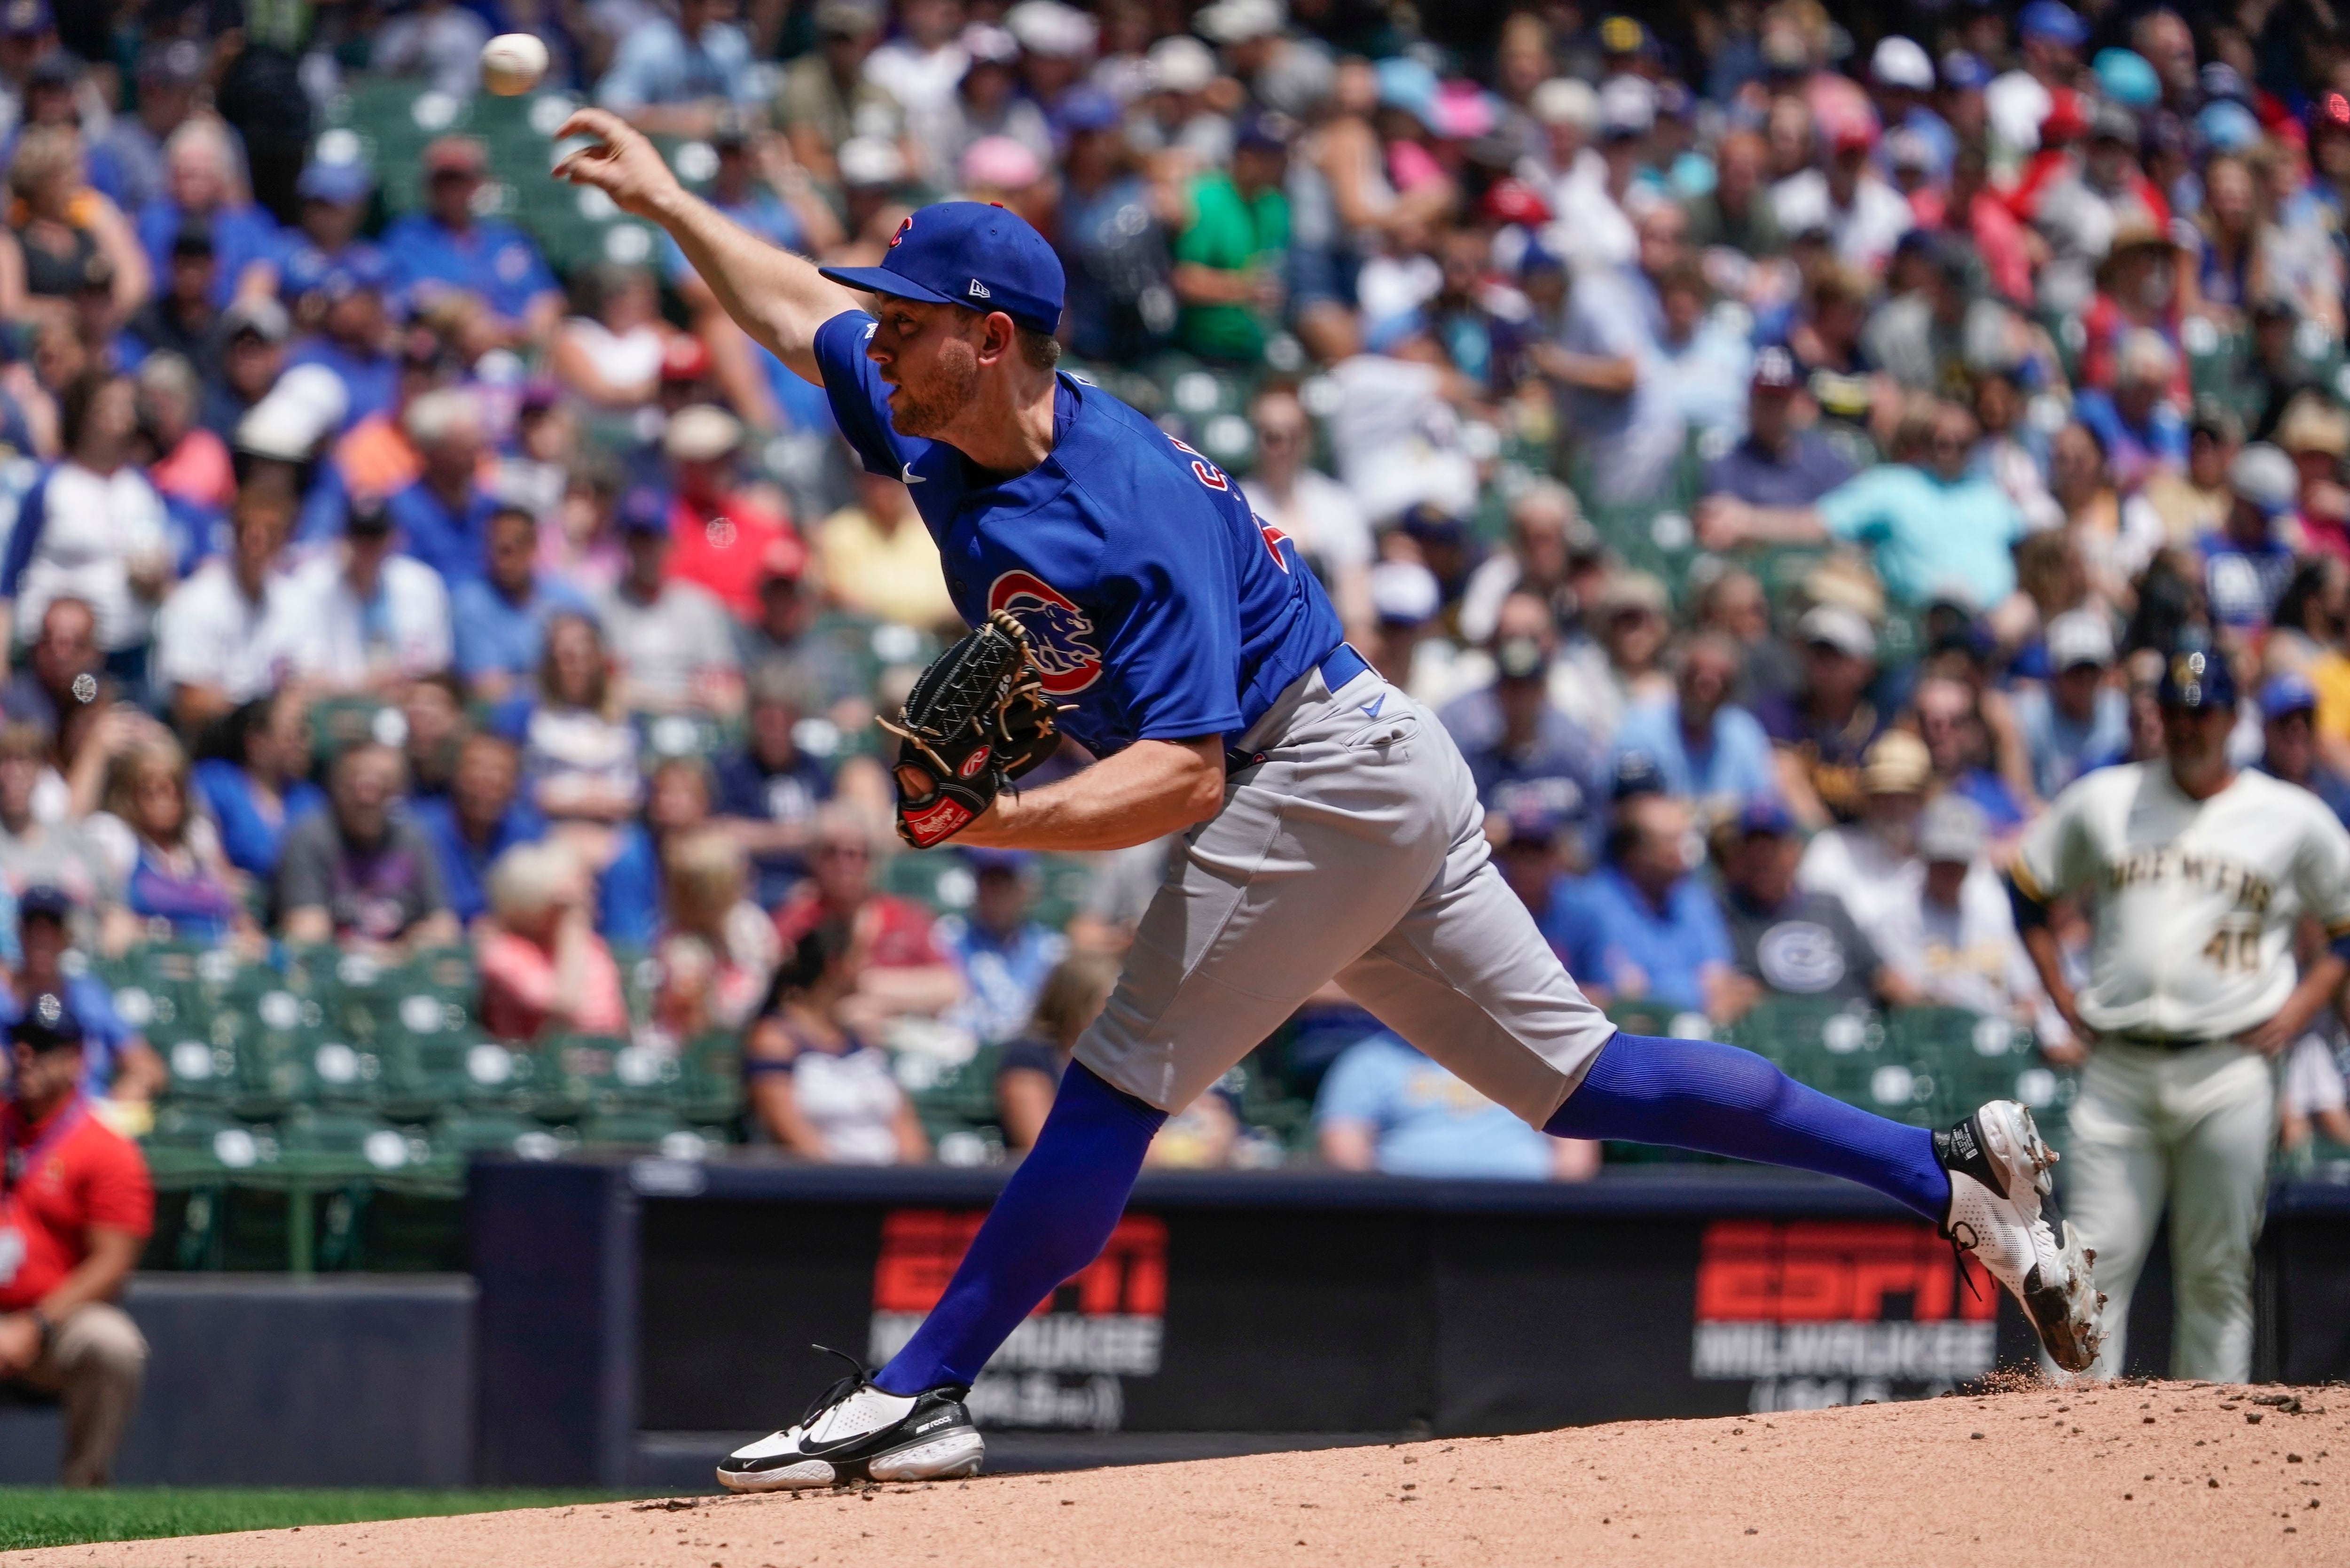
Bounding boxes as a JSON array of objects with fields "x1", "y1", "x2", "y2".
[{"x1": 551, "y1": 108, "x2": 685, "y2": 222}]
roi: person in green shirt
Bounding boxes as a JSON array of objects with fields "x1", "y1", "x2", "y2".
[{"x1": 1171, "y1": 117, "x2": 1290, "y2": 363}]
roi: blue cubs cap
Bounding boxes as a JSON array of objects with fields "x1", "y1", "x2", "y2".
[
  {"x1": 322, "y1": 245, "x2": 391, "y2": 299},
  {"x1": 17, "y1": 884, "x2": 70, "y2": 923},
  {"x1": 2158, "y1": 647, "x2": 2238, "y2": 711},
  {"x1": 619, "y1": 485, "x2": 673, "y2": 535},
  {"x1": 820, "y1": 201, "x2": 1064, "y2": 335},
  {"x1": 2019, "y1": 1, "x2": 2086, "y2": 45},
  {"x1": 1735, "y1": 798, "x2": 1796, "y2": 838},
  {"x1": 2262, "y1": 671, "x2": 2319, "y2": 718},
  {"x1": 9, "y1": 991, "x2": 80, "y2": 1052},
  {"x1": 298, "y1": 160, "x2": 374, "y2": 204}
]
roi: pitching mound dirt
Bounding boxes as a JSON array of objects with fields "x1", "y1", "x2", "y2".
[{"x1": 10, "y1": 1380, "x2": 2342, "y2": 1567}]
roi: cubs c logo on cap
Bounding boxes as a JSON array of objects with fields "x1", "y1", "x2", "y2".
[
  {"x1": 988, "y1": 571, "x2": 1100, "y2": 695},
  {"x1": 888, "y1": 215, "x2": 911, "y2": 248}
]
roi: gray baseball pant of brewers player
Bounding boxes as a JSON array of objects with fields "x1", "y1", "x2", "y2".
[{"x1": 1072, "y1": 660, "x2": 1621, "y2": 1125}]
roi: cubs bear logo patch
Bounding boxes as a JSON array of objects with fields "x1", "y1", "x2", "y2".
[{"x1": 987, "y1": 571, "x2": 1102, "y2": 695}]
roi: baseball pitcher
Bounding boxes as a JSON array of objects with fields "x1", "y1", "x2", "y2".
[
  {"x1": 549, "y1": 110, "x2": 2102, "y2": 1491},
  {"x1": 2010, "y1": 647, "x2": 2350, "y2": 1381}
]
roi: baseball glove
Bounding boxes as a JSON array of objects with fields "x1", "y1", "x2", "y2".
[{"x1": 878, "y1": 609, "x2": 1063, "y2": 849}]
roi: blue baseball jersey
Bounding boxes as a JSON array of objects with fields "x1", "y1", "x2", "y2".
[{"x1": 813, "y1": 311, "x2": 1346, "y2": 757}]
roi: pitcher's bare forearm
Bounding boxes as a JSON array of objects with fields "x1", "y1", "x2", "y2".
[{"x1": 648, "y1": 186, "x2": 857, "y2": 381}]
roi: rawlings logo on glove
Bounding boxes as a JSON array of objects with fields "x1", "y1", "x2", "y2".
[{"x1": 878, "y1": 610, "x2": 1063, "y2": 849}]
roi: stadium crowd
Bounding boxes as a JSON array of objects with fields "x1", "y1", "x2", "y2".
[{"x1": 0, "y1": 0, "x2": 2344, "y2": 1189}]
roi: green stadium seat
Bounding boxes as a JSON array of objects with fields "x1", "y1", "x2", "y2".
[{"x1": 431, "y1": 1107, "x2": 577, "y2": 1162}]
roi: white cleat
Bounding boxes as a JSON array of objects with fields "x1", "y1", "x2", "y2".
[
  {"x1": 717, "y1": 1348, "x2": 986, "y2": 1492},
  {"x1": 1936, "y1": 1101, "x2": 2106, "y2": 1374}
]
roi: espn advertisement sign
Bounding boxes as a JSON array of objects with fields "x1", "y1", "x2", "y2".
[
  {"x1": 866, "y1": 1209, "x2": 1166, "y2": 1432},
  {"x1": 1691, "y1": 1219, "x2": 1998, "y2": 1412}
]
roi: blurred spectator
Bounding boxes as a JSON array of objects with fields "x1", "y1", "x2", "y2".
[
  {"x1": 772, "y1": 807, "x2": 964, "y2": 1031},
  {"x1": 132, "y1": 353, "x2": 232, "y2": 515},
  {"x1": 1900, "y1": 792, "x2": 2046, "y2": 1022},
  {"x1": 372, "y1": 0, "x2": 492, "y2": 98},
  {"x1": 188, "y1": 690, "x2": 321, "y2": 883},
  {"x1": 1712, "y1": 798, "x2": 1906, "y2": 1021},
  {"x1": 385, "y1": 386, "x2": 498, "y2": 587},
  {"x1": 819, "y1": 469, "x2": 950, "y2": 632},
  {"x1": 277, "y1": 742, "x2": 458, "y2": 953},
  {"x1": 2074, "y1": 332, "x2": 2188, "y2": 494},
  {"x1": 2280, "y1": 1032, "x2": 2350, "y2": 1151},
  {"x1": 2013, "y1": 609, "x2": 2127, "y2": 802},
  {"x1": 397, "y1": 672, "x2": 468, "y2": 804},
  {"x1": 602, "y1": 489, "x2": 745, "y2": 718},
  {"x1": 595, "y1": 0, "x2": 762, "y2": 136},
  {"x1": 2045, "y1": 419, "x2": 2162, "y2": 612},
  {"x1": 507, "y1": 610, "x2": 643, "y2": 825},
  {"x1": 2, "y1": 372, "x2": 169, "y2": 682},
  {"x1": 0, "y1": 127, "x2": 145, "y2": 326},
  {"x1": 285, "y1": 495, "x2": 453, "y2": 692},
  {"x1": 1239, "y1": 385, "x2": 1372, "y2": 637},
  {"x1": 743, "y1": 916, "x2": 930, "y2": 1164},
  {"x1": 1316, "y1": 1030, "x2": 1597, "y2": 1179},
  {"x1": 274, "y1": 161, "x2": 380, "y2": 320},
  {"x1": 132, "y1": 119, "x2": 276, "y2": 308},
  {"x1": 150, "y1": 474, "x2": 301, "y2": 732},
  {"x1": 712, "y1": 663, "x2": 884, "y2": 906},
  {"x1": 1759, "y1": 603, "x2": 1885, "y2": 827},
  {"x1": 1609, "y1": 632, "x2": 1777, "y2": 814},
  {"x1": 1547, "y1": 203, "x2": 1690, "y2": 507},
  {"x1": 87, "y1": 731, "x2": 249, "y2": 953},
  {"x1": 450, "y1": 504, "x2": 593, "y2": 704},
  {"x1": 0, "y1": 888, "x2": 160, "y2": 1109},
  {"x1": 1914, "y1": 673, "x2": 2028, "y2": 832},
  {"x1": 99, "y1": 41, "x2": 203, "y2": 218},
  {"x1": 1546, "y1": 790, "x2": 1736, "y2": 1016},
  {"x1": 380, "y1": 137, "x2": 562, "y2": 349},
  {"x1": 551, "y1": 264, "x2": 673, "y2": 413},
  {"x1": 1054, "y1": 86, "x2": 1171, "y2": 366},
  {"x1": 1457, "y1": 481, "x2": 1594, "y2": 648},
  {"x1": 1798, "y1": 727, "x2": 1931, "y2": 941},
  {"x1": 1772, "y1": 122, "x2": 1915, "y2": 273},
  {"x1": 2256, "y1": 672, "x2": 2350, "y2": 824},
  {"x1": 413, "y1": 733, "x2": 547, "y2": 931},
  {"x1": 0, "y1": 722, "x2": 110, "y2": 917},
  {"x1": 776, "y1": 0, "x2": 899, "y2": 195},
  {"x1": 478, "y1": 842, "x2": 628, "y2": 1041},
  {"x1": 1703, "y1": 397, "x2": 2028, "y2": 627},
  {"x1": 938, "y1": 849, "x2": 1066, "y2": 1046},
  {"x1": 1700, "y1": 347, "x2": 1855, "y2": 507},
  {"x1": 0, "y1": 994, "x2": 151, "y2": 1488},
  {"x1": 2201, "y1": 442, "x2": 2300, "y2": 637},
  {"x1": 650, "y1": 823, "x2": 778, "y2": 1039},
  {"x1": 201, "y1": 296, "x2": 292, "y2": 441},
  {"x1": 994, "y1": 948, "x2": 1119, "y2": 1150},
  {"x1": 1438, "y1": 589, "x2": 1604, "y2": 841},
  {"x1": 1172, "y1": 114, "x2": 1288, "y2": 365}
]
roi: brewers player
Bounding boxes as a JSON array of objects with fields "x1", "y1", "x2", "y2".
[
  {"x1": 2010, "y1": 647, "x2": 2350, "y2": 1381},
  {"x1": 549, "y1": 111, "x2": 2102, "y2": 1491}
]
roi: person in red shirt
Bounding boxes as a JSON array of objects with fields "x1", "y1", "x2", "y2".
[
  {"x1": 771, "y1": 808, "x2": 963, "y2": 1035},
  {"x1": 0, "y1": 994, "x2": 151, "y2": 1486},
  {"x1": 663, "y1": 404, "x2": 806, "y2": 622}
]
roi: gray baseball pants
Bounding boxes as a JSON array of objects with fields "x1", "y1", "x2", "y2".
[{"x1": 1073, "y1": 664, "x2": 1618, "y2": 1125}]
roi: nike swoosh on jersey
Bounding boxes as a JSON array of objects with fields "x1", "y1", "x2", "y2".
[{"x1": 901, "y1": 464, "x2": 925, "y2": 484}]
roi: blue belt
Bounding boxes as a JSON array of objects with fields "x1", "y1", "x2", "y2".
[{"x1": 1226, "y1": 645, "x2": 1373, "y2": 772}]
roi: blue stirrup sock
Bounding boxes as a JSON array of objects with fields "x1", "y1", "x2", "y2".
[
  {"x1": 1543, "y1": 1030, "x2": 1951, "y2": 1221},
  {"x1": 876, "y1": 1060, "x2": 1165, "y2": 1395}
]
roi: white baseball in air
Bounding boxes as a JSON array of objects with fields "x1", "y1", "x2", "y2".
[{"x1": 480, "y1": 33, "x2": 549, "y2": 96}]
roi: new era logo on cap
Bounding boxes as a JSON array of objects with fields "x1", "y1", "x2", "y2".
[{"x1": 820, "y1": 201, "x2": 1064, "y2": 334}]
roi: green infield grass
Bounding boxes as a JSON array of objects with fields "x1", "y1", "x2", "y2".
[{"x1": 0, "y1": 1487, "x2": 644, "y2": 1551}]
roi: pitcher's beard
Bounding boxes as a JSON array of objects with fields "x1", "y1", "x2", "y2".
[{"x1": 886, "y1": 342, "x2": 980, "y2": 438}]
